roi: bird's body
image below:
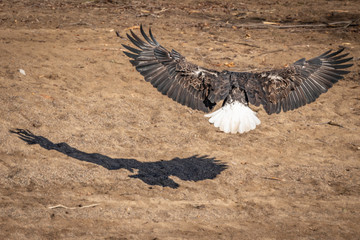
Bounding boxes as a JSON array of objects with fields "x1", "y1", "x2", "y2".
[{"x1": 118, "y1": 26, "x2": 353, "y2": 134}]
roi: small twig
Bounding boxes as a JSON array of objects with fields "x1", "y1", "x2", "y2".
[
  {"x1": 68, "y1": 22, "x2": 92, "y2": 26},
  {"x1": 230, "y1": 20, "x2": 358, "y2": 29},
  {"x1": 308, "y1": 121, "x2": 344, "y2": 128},
  {"x1": 263, "y1": 177, "x2": 283, "y2": 181},
  {"x1": 235, "y1": 42, "x2": 261, "y2": 48},
  {"x1": 257, "y1": 49, "x2": 284, "y2": 57},
  {"x1": 48, "y1": 203, "x2": 99, "y2": 210},
  {"x1": 327, "y1": 121, "x2": 344, "y2": 128},
  {"x1": 57, "y1": 21, "x2": 94, "y2": 29},
  {"x1": 154, "y1": 8, "x2": 167, "y2": 14},
  {"x1": 78, "y1": 47, "x2": 122, "y2": 51}
]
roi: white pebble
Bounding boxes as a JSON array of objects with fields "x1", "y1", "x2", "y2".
[{"x1": 19, "y1": 69, "x2": 26, "y2": 75}]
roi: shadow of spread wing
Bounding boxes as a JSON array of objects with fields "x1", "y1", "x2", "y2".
[
  {"x1": 245, "y1": 48, "x2": 353, "y2": 114},
  {"x1": 119, "y1": 25, "x2": 230, "y2": 113}
]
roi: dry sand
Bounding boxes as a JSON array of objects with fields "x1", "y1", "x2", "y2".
[{"x1": 1, "y1": 0, "x2": 360, "y2": 239}]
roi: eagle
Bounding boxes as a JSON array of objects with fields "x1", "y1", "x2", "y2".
[{"x1": 118, "y1": 25, "x2": 353, "y2": 134}]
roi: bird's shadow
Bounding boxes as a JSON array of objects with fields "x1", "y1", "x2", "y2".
[{"x1": 10, "y1": 129, "x2": 227, "y2": 189}]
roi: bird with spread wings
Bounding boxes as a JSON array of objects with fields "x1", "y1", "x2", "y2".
[{"x1": 117, "y1": 25, "x2": 353, "y2": 134}]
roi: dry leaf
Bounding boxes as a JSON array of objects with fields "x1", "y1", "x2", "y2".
[
  {"x1": 224, "y1": 62, "x2": 235, "y2": 67},
  {"x1": 39, "y1": 94, "x2": 54, "y2": 101}
]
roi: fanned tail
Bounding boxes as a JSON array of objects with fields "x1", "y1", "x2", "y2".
[{"x1": 205, "y1": 101, "x2": 261, "y2": 134}]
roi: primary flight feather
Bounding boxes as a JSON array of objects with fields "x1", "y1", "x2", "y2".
[{"x1": 118, "y1": 25, "x2": 353, "y2": 134}]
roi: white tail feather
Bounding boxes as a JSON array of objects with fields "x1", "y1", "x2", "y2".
[{"x1": 205, "y1": 101, "x2": 261, "y2": 134}]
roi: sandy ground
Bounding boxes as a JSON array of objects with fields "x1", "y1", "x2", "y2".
[{"x1": 1, "y1": 0, "x2": 360, "y2": 239}]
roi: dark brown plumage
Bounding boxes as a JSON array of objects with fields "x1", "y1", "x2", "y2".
[
  {"x1": 117, "y1": 25, "x2": 353, "y2": 134},
  {"x1": 245, "y1": 49, "x2": 353, "y2": 114}
]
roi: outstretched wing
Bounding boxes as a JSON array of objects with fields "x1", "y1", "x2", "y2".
[
  {"x1": 244, "y1": 48, "x2": 353, "y2": 114},
  {"x1": 118, "y1": 25, "x2": 230, "y2": 113}
]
